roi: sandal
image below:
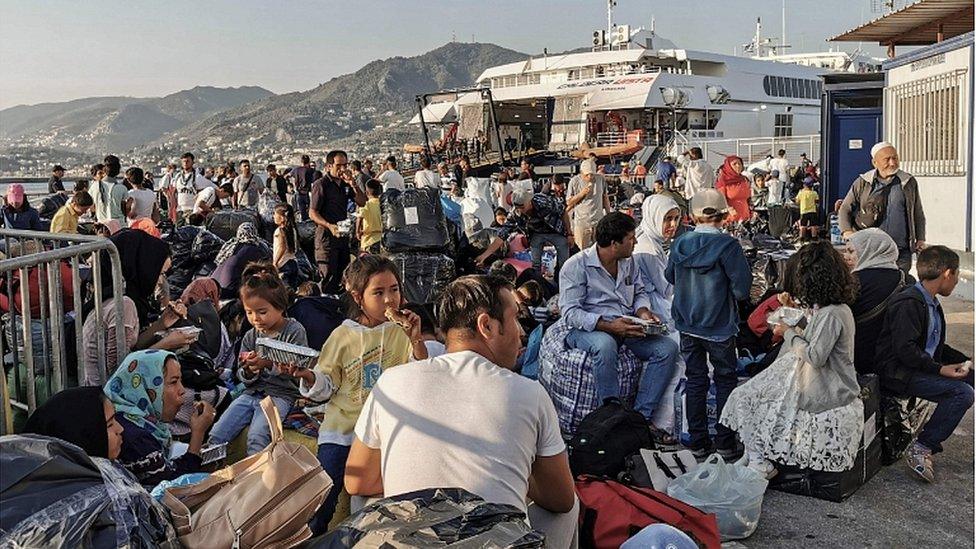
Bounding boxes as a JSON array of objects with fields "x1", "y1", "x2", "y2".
[{"x1": 648, "y1": 425, "x2": 678, "y2": 446}]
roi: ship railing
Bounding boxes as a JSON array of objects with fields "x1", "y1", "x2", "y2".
[
  {"x1": 683, "y1": 134, "x2": 821, "y2": 170},
  {"x1": 0, "y1": 229, "x2": 125, "y2": 433}
]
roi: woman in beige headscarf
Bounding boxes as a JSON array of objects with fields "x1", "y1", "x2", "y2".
[{"x1": 847, "y1": 228, "x2": 905, "y2": 375}]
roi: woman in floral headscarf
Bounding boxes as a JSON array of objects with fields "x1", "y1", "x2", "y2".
[{"x1": 104, "y1": 349, "x2": 215, "y2": 487}]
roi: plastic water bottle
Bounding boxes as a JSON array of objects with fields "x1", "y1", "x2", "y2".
[{"x1": 830, "y1": 214, "x2": 843, "y2": 245}]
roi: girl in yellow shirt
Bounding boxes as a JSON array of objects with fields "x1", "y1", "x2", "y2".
[{"x1": 283, "y1": 254, "x2": 427, "y2": 533}]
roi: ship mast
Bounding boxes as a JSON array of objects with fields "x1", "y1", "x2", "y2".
[{"x1": 607, "y1": 0, "x2": 616, "y2": 35}]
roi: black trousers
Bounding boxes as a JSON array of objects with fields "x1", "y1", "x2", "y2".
[{"x1": 315, "y1": 228, "x2": 350, "y2": 295}]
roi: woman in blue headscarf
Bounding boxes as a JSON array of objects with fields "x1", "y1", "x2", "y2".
[{"x1": 104, "y1": 349, "x2": 215, "y2": 487}]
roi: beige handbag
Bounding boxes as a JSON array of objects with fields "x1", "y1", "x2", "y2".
[{"x1": 162, "y1": 397, "x2": 332, "y2": 548}]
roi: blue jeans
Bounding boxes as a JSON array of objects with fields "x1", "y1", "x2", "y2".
[
  {"x1": 565, "y1": 329, "x2": 679, "y2": 419},
  {"x1": 293, "y1": 192, "x2": 310, "y2": 221},
  {"x1": 309, "y1": 443, "x2": 351, "y2": 536},
  {"x1": 902, "y1": 371, "x2": 975, "y2": 454},
  {"x1": 529, "y1": 232, "x2": 569, "y2": 281},
  {"x1": 207, "y1": 393, "x2": 292, "y2": 455},
  {"x1": 680, "y1": 334, "x2": 739, "y2": 450}
]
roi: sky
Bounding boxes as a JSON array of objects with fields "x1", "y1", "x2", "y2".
[{"x1": 0, "y1": 0, "x2": 889, "y2": 110}]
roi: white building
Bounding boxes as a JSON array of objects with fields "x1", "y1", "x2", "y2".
[{"x1": 830, "y1": 0, "x2": 975, "y2": 292}]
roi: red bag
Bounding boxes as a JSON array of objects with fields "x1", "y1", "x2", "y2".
[{"x1": 576, "y1": 476, "x2": 721, "y2": 549}]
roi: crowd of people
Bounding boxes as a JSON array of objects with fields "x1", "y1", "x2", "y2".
[{"x1": 1, "y1": 138, "x2": 971, "y2": 546}]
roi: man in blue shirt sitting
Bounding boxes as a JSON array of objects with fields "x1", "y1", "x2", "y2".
[{"x1": 558, "y1": 212, "x2": 679, "y2": 439}]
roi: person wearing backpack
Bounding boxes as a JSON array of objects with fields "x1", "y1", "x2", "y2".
[
  {"x1": 838, "y1": 142, "x2": 926, "y2": 277},
  {"x1": 846, "y1": 229, "x2": 908, "y2": 375}
]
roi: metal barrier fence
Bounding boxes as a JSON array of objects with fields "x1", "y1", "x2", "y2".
[{"x1": 0, "y1": 229, "x2": 125, "y2": 432}]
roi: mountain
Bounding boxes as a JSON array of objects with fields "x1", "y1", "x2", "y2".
[
  {"x1": 0, "y1": 86, "x2": 274, "y2": 152},
  {"x1": 144, "y1": 42, "x2": 528, "y2": 159}
]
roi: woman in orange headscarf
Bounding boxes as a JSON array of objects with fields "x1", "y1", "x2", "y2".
[{"x1": 715, "y1": 155, "x2": 752, "y2": 223}]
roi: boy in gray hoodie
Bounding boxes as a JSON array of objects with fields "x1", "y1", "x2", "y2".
[{"x1": 665, "y1": 189, "x2": 752, "y2": 459}]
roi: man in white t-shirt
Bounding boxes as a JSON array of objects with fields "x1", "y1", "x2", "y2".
[
  {"x1": 378, "y1": 155, "x2": 405, "y2": 191},
  {"x1": 162, "y1": 152, "x2": 215, "y2": 215},
  {"x1": 346, "y1": 275, "x2": 578, "y2": 547},
  {"x1": 769, "y1": 149, "x2": 790, "y2": 186},
  {"x1": 192, "y1": 182, "x2": 233, "y2": 215},
  {"x1": 413, "y1": 156, "x2": 440, "y2": 189}
]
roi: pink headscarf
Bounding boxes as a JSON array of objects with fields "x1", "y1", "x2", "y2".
[
  {"x1": 129, "y1": 217, "x2": 161, "y2": 238},
  {"x1": 181, "y1": 277, "x2": 221, "y2": 307}
]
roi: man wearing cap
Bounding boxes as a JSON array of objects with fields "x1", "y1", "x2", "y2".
[
  {"x1": 475, "y1": 188, "x2": 571, "y2": 281},
  {"x1": 567, "y1": 158, "x2": 611, "y2": 249},
  {"x1": 839, "y1": 142, "x2": 926, "y2": 275},
  {"x1": 666, "y1": 189, "x2": 752, "y2": 459},
  {"x1": 49, "y1": 165, "x2": 66, "y2": 194}
]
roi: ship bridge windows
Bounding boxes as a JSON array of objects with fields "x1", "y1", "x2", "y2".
[{"x1": 763, "y1": 75, "x2": 822, "y2": 99}]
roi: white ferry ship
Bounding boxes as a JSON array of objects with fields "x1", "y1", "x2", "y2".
[{"x1": 414, "y1": 21, "x2": 828, "y2": 162}]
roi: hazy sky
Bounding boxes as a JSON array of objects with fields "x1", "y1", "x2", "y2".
[{"x1": 0, "y1": 0, "x2": 887, "y2": 110}]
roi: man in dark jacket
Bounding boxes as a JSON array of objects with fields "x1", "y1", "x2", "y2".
[
  {"x1": 839, "y1": 142, "x2": 926, "y2": 276},
  {"x1": 665, "y1": 189, "x2": 752, "y2": 460},
  {"x1": 875, "y1": 245, "x2": 972, "y2": 482},
  {"x1": 48, "y1": 165, "x2": 66, "y2": 193}
]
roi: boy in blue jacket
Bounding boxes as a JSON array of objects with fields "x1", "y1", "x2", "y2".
[{"x1": 666, "y1": 189, "x2": 752, "y2": 459}]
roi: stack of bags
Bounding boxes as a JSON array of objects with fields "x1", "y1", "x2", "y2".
[{"x1": 381, "y1": 187, "x2": 455, "y2": 304}]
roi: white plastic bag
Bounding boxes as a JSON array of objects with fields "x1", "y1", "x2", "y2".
[{"x1": 667, "y1": 454, "x2": 768, "y2": 540}]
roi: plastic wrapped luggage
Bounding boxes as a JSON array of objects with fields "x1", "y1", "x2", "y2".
[
  {"x1": 768, "y1": 374, "x2": 882, "y2": 502},
  {"x1": 381, "y1": 188, "x2": 450, "y2": 253},
  {"x1": 308, "y1": 488, "x2": 544, "y2": 548},
  {"x1": 163, "y1": 225, "x2": 202, "y2": 271},
  {"x1": 257, "y1": 187, "x2": 282, "y2": 224},
  {"x1": 880, "y1": 395, "x2": 936, "y2": 465},
  {"x1": 205, "y1": 210, "x2": 261, "y2": 241},
  {"x1": 190, "y1": 228, "x2": 225, "y2": 264},
  {"x1": 297, "y1": 219, "x2": 317, "y2": 259},
  {"x1": 0, "y1": 434, "x2": 178, "y2": 548},
  {"x1": 388, "y1": 252, "x2": 455, "y2": 305}
]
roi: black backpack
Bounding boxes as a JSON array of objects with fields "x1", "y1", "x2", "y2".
[{"x1": 568, "y1": 398, "x2": 653, "y2": 478}]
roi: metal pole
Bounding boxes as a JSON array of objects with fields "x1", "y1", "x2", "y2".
[
  {"x1": 107, "y1": 246, "x2": 127, "y2": 370},
  {"x1": 416, "y1": 95, "x2": 433, "y2": 164},
  {"x1": 18, "y1": 266, "x2": 35, "y2": 412},
  {"x1": 484, "y1": 89, "x2": 505, "y2": 166},
  {"x1": 71, "y1": 256, "x2": 83, "y2": 386},
  {"x1": 47, "y1": 260, "x2": 64, "y2": 393},
  {"x1": 92, "y1": 252, "x2": 107, "y2": 384}
]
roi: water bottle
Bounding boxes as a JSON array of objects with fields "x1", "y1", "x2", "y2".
[{"x1": 830, "y1": 214, "x2": 842, "y2": 245}]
